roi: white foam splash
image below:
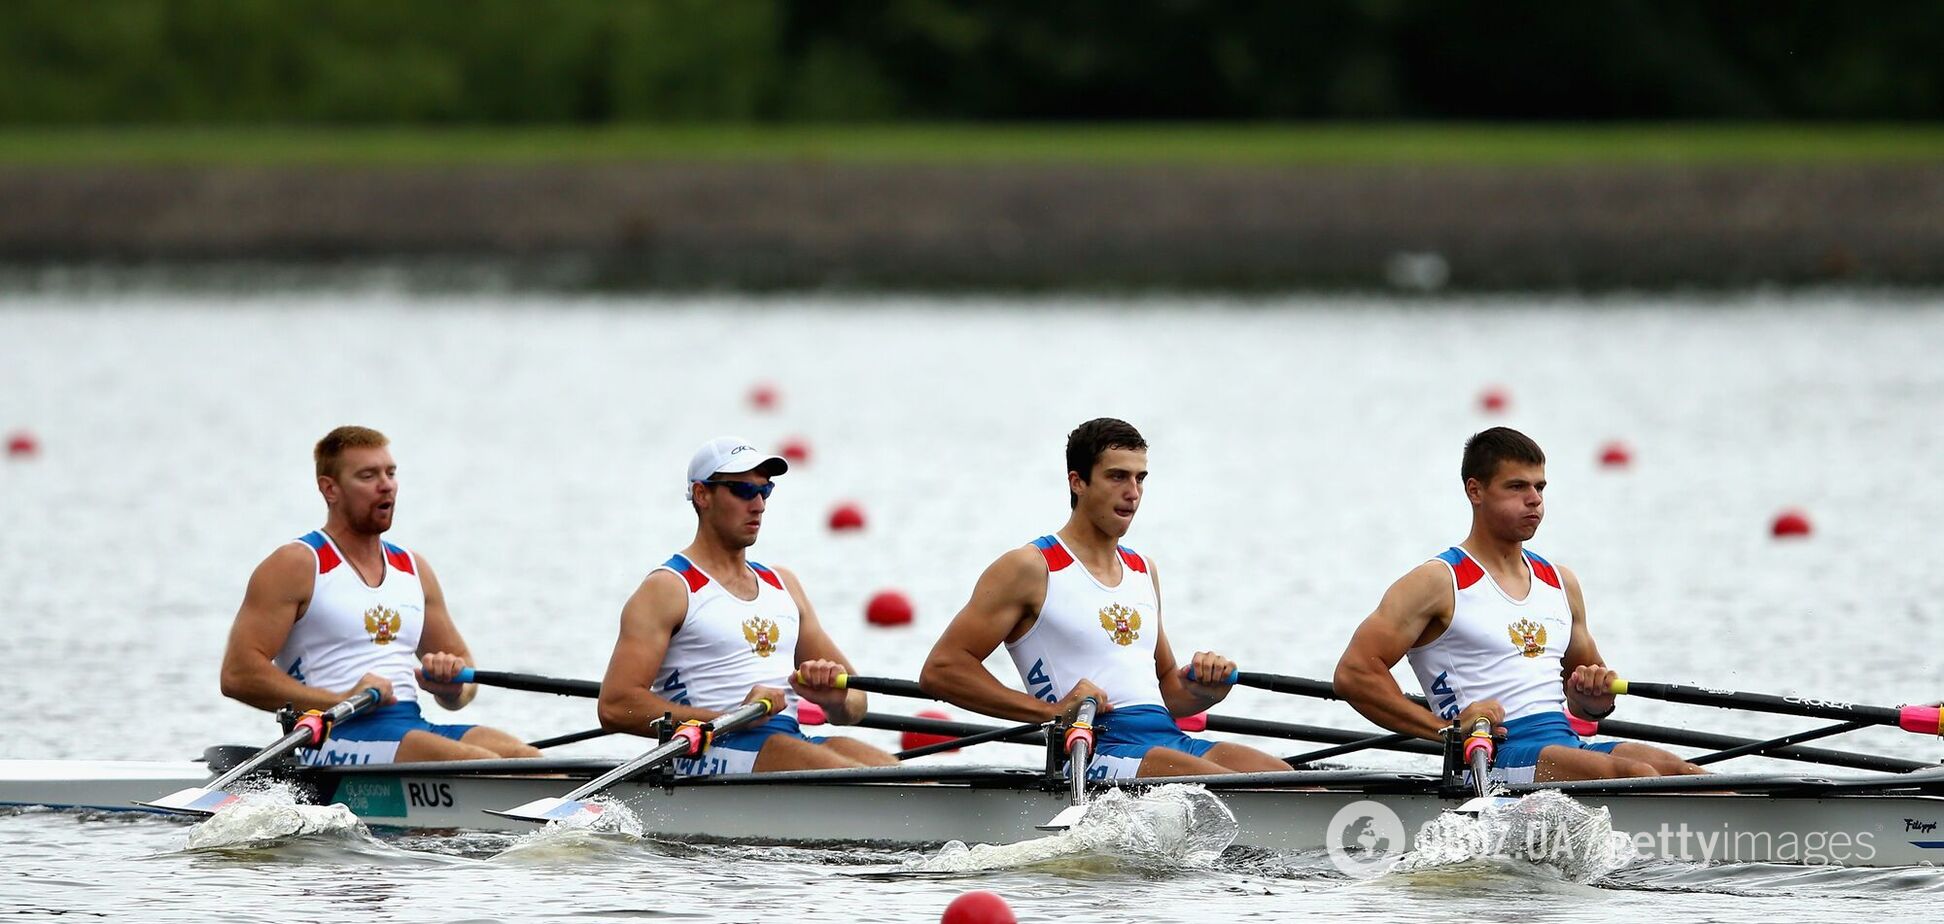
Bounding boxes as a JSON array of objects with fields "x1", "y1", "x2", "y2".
[
  {"x1": 493, "y1": 797, "x2": 646, "y2": 861},
  {"x1": 184, "y1": 782, "x2": 367, "y2": 850},
  {"x1": 1392, "y1": 790, "x2": 1636, "y2": 882},
  {"x1": 905, "y1": 784, "x2": 1237, "y2": 874}
]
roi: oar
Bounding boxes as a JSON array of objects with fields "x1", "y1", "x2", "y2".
[
  {"x1": 1038, "y1": 697, "x2": 1099, "y2": 831},
  {"x1": 1611, "y1": 679, "x2": 1944, "y2": 737},
  {"x1": 453, "y1": 667, "x2": 599, "y2": 698},
  {"x1": 895, "y1": 720, "x2": 1048, "y2": 760},
  {"x1": 826, "y1": 674, "x2": 927, "y2": 698},
  {"x1": 1464, "y1": 717, "x2": 1495, "y2": 799},
  {"x1": 1687, "y1": 700, "x2": 1944, "y2": 767},
  {"x1": 526, "y1": 727, "x2": 617, "y2": 750},
  {"x1": 1235, "y1": 670, "x2": 1928, "y2": 772},
  {"x1": 1281, "y1": 731, "x2": 1421, "y2": 767},
  {"x1": 485, "y1": 699, "x2": 774, "y2": 823},
  {"x1": 137, "y1": 688, "x2": 383, "y2": 815}
]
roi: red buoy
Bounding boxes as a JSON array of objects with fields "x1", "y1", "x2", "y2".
[
  {"x1": 828, "y1": 502, "x2": 866, "y2": 532},
  {"x1": 865, "y1": 590, "x2": 914, "y2": 626},
  {"x1": 779, "y1": 436, "x2": 811, "y2": 465},
  {"x1": 748, "y1": 382, "x2": 779, "y2": 412},
  {"x1": 6, "y1": 430, "x2": 38, "y2": 459},
  {"x1": 1175, "y1": 711, "x2": 1208, "y2": 733},
  {"x1": 1478, "y1": 386, "x2": 1509, "y2": 414},
  {"x1": 1598, "y1": 440, "x2": 1632, "y2": 468},
  {"x1": 902, "y1": 708, "x2": 960, "y2": 753},
  {"x1": 796, "y1": 700, "x2": 827, "y2": 726},
  {"x1": 1771, "y1": 509, "x2": 1813, "y2": 538},
  {"x1": 942, "y1": 890, "x2": 1016, "y2": 924}
]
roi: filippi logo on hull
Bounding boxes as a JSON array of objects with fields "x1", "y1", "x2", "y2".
[{"x1": 1326, "y1": 800, "x2": 1407, "y2": 877}]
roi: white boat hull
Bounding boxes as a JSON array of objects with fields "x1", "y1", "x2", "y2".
[{"x1": 5, "y1": 758, "x2": 1941, "y2": 867}]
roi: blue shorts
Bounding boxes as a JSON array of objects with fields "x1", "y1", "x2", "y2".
[
  {"x1": 296, "y1": 701, "x2": 475, "y2": 767},
  {"x1": 1486, "y1": 711, "x2": 1619, "y2": 784},
  {"x1": 672, "y1": 714, "x2": 827, "y2": 777},
  {"x1": 1084, "y1": 704, "x2": 1215, "y2": 780}
]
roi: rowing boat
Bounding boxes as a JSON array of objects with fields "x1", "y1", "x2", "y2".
[{"x1": 6, "y1": 754, "x2": 1942, "y2": 867}]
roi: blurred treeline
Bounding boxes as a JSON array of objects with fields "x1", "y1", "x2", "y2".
[{"x1": 4, "y1": 0, "x2": 1941, "y2": 124}]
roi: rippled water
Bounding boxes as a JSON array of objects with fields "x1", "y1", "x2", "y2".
[{"x1": 3, "y1": 290, "x2": 1943, "y2": 921}]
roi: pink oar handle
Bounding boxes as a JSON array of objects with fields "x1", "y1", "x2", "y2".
[
  {"x1": 1900, "y1": 705, "x2": 1943, "y2": 736},
  {"x1": 1463, "y1": 718, "x2": 1495, "y2": 762}
]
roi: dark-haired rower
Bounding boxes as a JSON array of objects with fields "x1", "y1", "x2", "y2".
[
  {"x1": 1335, "y1": 427, "x2": 1704, "y2": 783},
  {"x1": 920, "y1": 418, "x2": 1286, "y2": 778}
]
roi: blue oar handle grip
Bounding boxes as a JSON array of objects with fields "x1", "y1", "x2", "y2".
[
  {"x1": 454, "y1": 667, "x2": 477, "y2": 684},
  {"x1": 1185, "y1": 666, "x2": 1240, "y2": 685}
]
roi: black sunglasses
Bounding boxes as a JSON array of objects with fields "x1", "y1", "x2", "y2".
[{"x1": 701, "y1": 480, "x2": 775, "y2": 501}]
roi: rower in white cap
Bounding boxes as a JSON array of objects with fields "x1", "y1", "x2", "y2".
[{"x1": 595, "y1": 437, "x2": 898, "y2": 774}]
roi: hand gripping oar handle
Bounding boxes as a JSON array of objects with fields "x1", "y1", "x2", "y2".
[{"x1": 1611, "y1": 678, "x2": 1944, "y2": 736}]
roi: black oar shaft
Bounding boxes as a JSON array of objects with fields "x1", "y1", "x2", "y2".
[
  {"x1": 1283, "y1": 733, "x2": 1419, "y2": 766},
  {"x1": 1689, "y1": 720, "x2": 1872, "y2": 767},
  {"x1": 1617, "y1": 680, "x2": 1906, "y2": 725},
  {"x1": 895, "y1": 720, "x2": 1048, "y2": 760},
  {"x1": 462, "y1": 669, "x2": 600, "y2": 698},
  {"x1": 1237, "y1": 671, "x2": 1930, "y2": 772},
  {"x1": 527, "y1": 727, "x2": 616, "y2": 750},
  {"x1": 1204, "y1": 715, "x2": 1441, "y2": 755},
  {"x1": 837, "y1": 675, "x2": 929, "y2": 699}
]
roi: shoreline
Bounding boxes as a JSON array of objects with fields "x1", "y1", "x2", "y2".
[{"x1": 4, "y1": 162, "x2": 1940, "y2": 290}]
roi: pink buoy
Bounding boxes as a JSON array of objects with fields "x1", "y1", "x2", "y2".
[
  {"x1": 1597, "y1": 440, "x2": 1632, "y2": 468},
  {"x1": 1478, "y1": 386, "x2": 1509, "y2": 414},
  {"x1": 828, "y1": 502, "x2": 866, "y2": 532},
  {"x1": 942, "y1": 891, "x2": 1016, "y2": 924},
  {"x1": 779, "y1": 436, "x2": 811, "y2": 465},
  {"x1": 865, "y1": 590, "x2": 914, "y2": 627},
  {"x1": 902, "y1": 708, "x2": 959, "y2": 753},
  {"x1": 748, "y1": 382, "x2": 779, "y2": 412},
  {"x1": 6, "y1": 430, "x2": 38, "y2": 459},
  {"x1": 1771, "y1": 509, "x2": 1813, "y2": 538}
]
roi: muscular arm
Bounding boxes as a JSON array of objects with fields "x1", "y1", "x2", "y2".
[
  {"x1": 919, "y1": 548, "x2": 1063, "y2": 723},
  {"x1": 219, "y1": 545, "x2": 366, "y2": 713},
  {"x1": 776, "y1": 566, "x2": 868, "y2": 724},
  {"x1": 597, "y1": 571, "x2": 724, "y2": 734},
  {"x1": 1557, "y1": 566, "x2": 1616, "y2": 718},
  {"x1": 1147, "y1": 563, "x2": 1234, "y2": 717},
  {"x1": 1333, "y1": 562, "x2": 1457, "y2": 741},
  {"x1": 413, "y1": 555, "x2": 478, "y2": 710}
]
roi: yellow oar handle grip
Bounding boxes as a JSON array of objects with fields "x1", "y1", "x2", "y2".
[
  {"x1": 793, "y1": 671, "x2": 851, "y2": 689},
  {"x1": 1610, "y1": 678, "x2": 1630, "y2": 695}
]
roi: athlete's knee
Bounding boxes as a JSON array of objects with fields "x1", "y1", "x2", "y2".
[{"x1": 1615, "y1": 758, "x2": 1661, "y2": 778}]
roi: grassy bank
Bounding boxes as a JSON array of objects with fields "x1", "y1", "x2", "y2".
[{"x1": 4, "y1": 123, "x2": 1944, "y2": 167}]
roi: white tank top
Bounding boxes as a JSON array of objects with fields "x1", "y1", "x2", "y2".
[
  {"x1": 1408, "y1": 546, "x2": 1571, "y2": 723},
  {"x1": 275, "y1": 530, "x2": 426, "y2": 704},
  {"x1": 649, "y1": 554, "x2": 801, "y2": 720},
  {"x1": 1006, "y1": 535, "x2": 1165, "y2": 710}
]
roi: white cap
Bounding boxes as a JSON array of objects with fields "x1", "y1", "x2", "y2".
[{"x1": 684, "y1": 436, "x2": 789, "y2": 498}]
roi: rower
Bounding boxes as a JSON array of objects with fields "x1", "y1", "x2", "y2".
[
  {"x1": 1334, "y1": 427, "x2": 1705, "y2": 784},
  {"x1": 219, "y1": 426, "x2": 540, "y2": 765},
  {"x1": 595, "y1": 437, "x2": 897, "y2": 774},
  {"x1": 920, "y1": 418, "x2": 1286, "y2": 778}
]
